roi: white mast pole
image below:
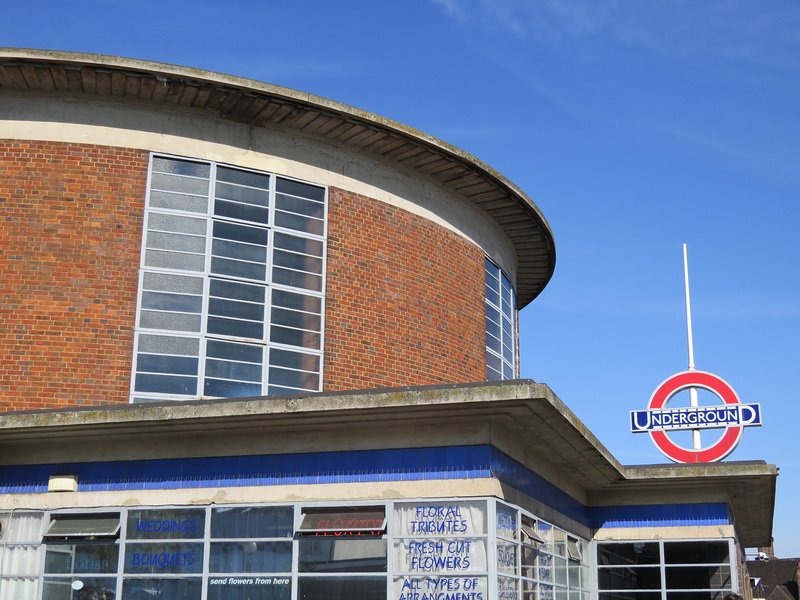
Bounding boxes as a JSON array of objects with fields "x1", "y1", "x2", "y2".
[{"x1": 683, "y1": 244, "x2": 701, "y2": 450}]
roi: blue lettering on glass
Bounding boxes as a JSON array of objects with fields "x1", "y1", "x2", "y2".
[
  {"x1": 496, "y1": 513, "x2": 516, "y2": 533},
  {"x1": 497, "y1": 548, "x2": 517, "y2": 567},
  {"x1": 498, "y1": 579, "x2": 518, "y2": 600},
  {"x1": 136, "y1": 519, "x2": 197, "y2": 534},
  {"x1": 399, "y1": 578, "x2": 485, "y2": 600},
  {"x1": 131, "y1": 552, "x2": 194, "y2": 569},
  {"x1": 409, "y1": 505, "x2": 468, "y2": 535}
]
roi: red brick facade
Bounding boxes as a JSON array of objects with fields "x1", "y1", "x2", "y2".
[
  {"x1": 0, "y1": 142, "x2": 488, "y2": 412},
  {"x1": 0, "y1": 141, "x2": 148, "y2": 411},
  {"x1": 324, "y1": 188, "x2": 487, "y2": 391}
]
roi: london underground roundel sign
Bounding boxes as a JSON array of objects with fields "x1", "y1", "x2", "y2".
[{"x1": 630, "y1": 370, "x2": 762, "y2": 463}]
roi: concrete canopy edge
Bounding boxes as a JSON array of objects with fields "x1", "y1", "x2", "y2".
[{"x1": 0, "y1": 47, "x2": 556, "y2": 306}]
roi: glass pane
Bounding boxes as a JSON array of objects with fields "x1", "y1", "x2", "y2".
[
  {"x1": 272, "y1": 250, "x2": 323, "y2": 276},
  {"x1": 211, "y1": 506, "x2": 294, "y2": 539},
  {"x1": 499, "y1": 578, "x2": 519, "y2": 600},
  {"x1": 42, "y1": 577, "x2": 116, "y2": 600},
  {"x1": 211, "y1": 257, "x2": 267, "y2": 281},
  {"x1": 268, "y1": 367, "x2": 319, "y2": 390},
  {"x1": 135, "y1": 373, "x2": 197, "y2": 395},
  {"x1": 276, "y1": 178, "x2": 325, "y2": 202},
  {"x1": 211, "y1": 279, "x2": 266, "y2": 303},
  {"x1": 138, "y1": 335, "x2": 199, "y2": 356},
  {"x1": 143, "y1": 272, "x2": 204, "y2": 295},
  {"x1": 151, "y1": 173, "x2": 209, "y2": 195},
  {"x1": 299, "y1": 538, "x2": 387, "y2": 573},
  {"x1": 270, "y1": 349, "x2": 320, "y2": 372},
  {"x1": 273, "y1": 232, "x2": 323, "y2": 257},
  {"x1": 136, "y1": 354, "x2": 198, "y2": 376},
  {"x1": 498, "y1": 541, "x2": 519, "y2": 575},
  {"x1": 218, "y1": 167, "x2": 270, "y2": 189},
  {"x1": 270, "y1": 326, "x2": 320, "y2": 349},
  {"x1": 209, "y1": 297, "x2": 265, "y2": 321},
  {"x1": 206, "y1": 359, "x2": 262, "y2": 382},
  {"x1": 139, "y1": 310, "x2": 202, "y2": 332},
  {"x1": 122, "y1": 577, "x2": 202, "y2": 599},
  {"x1": 147, "y1": 212, "x2": 207, "y2": 235},
  {"x1": 124, "y1": 542, "x2": 203, "y2": 574},
  {"x1": 599, "y1": 594, "x2": 662, "y2": 600},
  {"x1": 209, "y1": 542, "x2": 292, "y2": 573},
  {"x1": 299, "y1": 509, "x2": 385, "y2": 533},
  {"x1": 144, "y1": 249, "x2": 206, "y2": 272},
  {"x1": 216, "y1": 182, "x2": 270, "y2": 206},
  {"x1": 214, "y1": 221, "x2": 268, "y2": 245},
  {"x1": 208, "y1": 577, "x2": 291, "y2": 600},
  {"x1": 664, "y1": 542, "x2": 730, "y2": 564},
  {"x1": 272, "y1": 267, "x2": 322, "y2": 292},
  {"x1": 146, "y1": 231, "x2": 206, "y2": 253},
  {"x1": 153, "y1": 157, "x2": 210, "y2": 178},
  {"x1": 44, "y1": 543, "x2": 118, "y2": 574},
  {"x1": 522, "y1": 544, "x2": 538, "y2": 578},
  {"x1": 141, "y1": 291, "x2": 202, "y2": 313},
  {"x1": 149, "y1": 190, "x2": 208, "y2": 213},
  {"x1": 539, "y1": 553, "x2": 553, "y2": 582},
  {"x1": 204, "y1": 379, "x2": 262, "y2": 398},
  {"x1": 598, "y1": 543, "x2": 660, "y2": 566},
  {"x1": 299, "y1": 576, "x2": 384, "y2": 600},
  {"x1": 215, "y1": 199, "x2": 270, "y2": 224},
  {"x1": 271, "y1": 307, "x2": 321, "y2": 332},
  {"x1": 1, "y1": 545, "x2": 41, "y2": 575},
  {"x1": 207, "y1": 340, "x2": 263, "y2": 363},
  {"x1": 598, "y1": 567, "x2": 662, "y2": 590},
  {"x1": 665, "y1": 566, "x2": 731, "y2": 590},
  {"x1": 274, "y1": 211, "x2": 324, "y2": 235},
  {"x1": 666, "y1": 593, "x2": 728, "y2": 600},
  {"x1": 213, "y1": 238, "x2": 268, "y2": 263},
  {"x1": 272, "y1": 289, "x2": 321, "y2": 313},
  {"x1": 207, "y1": 316, "x2": 264, "y2": 339},
  {"x1": 46, "y1": 516, "x2": 119, "y2": 538},
  {"x1": 276, "y1": 194, "x2": 325, "y2": 219},
  {"x1": 127, "y1": 509, "x2": 205, "y2": 540}
]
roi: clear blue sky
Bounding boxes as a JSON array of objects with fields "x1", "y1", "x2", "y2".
[{"x1": 6, "y1": 0, "x2": 799, "y2": 555}]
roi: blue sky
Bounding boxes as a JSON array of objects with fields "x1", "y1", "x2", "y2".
[{"x1": 6, "y1": 0, "x2": 800, "y2": 555}]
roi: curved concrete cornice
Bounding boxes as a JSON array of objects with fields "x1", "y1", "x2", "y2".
[{"x1": 0, "y1": 48, "x2": 556, "y2": 306}]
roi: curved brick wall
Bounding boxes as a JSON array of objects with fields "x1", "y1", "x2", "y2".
[
  {"x1": 0, "y1": 141, "x2": 488, "y2": 412},
  {"x1": 324, "y1": 188, "x2": 487, "y2": 391},
  {"x1": 0, "y1": 141, "x2": 148, "y2": 411}
]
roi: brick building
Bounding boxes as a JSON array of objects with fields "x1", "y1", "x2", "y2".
[{"x1": 0, "y1": 49, "x2": 777, "y2": 600}]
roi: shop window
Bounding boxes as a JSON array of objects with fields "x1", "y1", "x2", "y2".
[
  {"x1": 298, "y1": 507, "x2": 386, "y2": 535},
  {"x1": 298, "y1": 507, "x2": 387, "y2": 575},
  {"x1": 597, "y1": 540, "x2": 736, "y2": 600},
  {"x1": 567, "y1": 536, "x2": 582, "y2": 561},
  {"x1": 132, "y1": 155, "x2": 327, "y2": 402},
  {"x1": 485, "y1": 258, "x2": 517, "y2": 380},
  {"x1": 0, "y1": 511, "x2": 44, "y2": 600},
  {"x1": 44, "y1": 514, "x2": 121, "y2": 540},
  {"x1": 521, "y1": 516, "x2": 546, "y2": 545}
]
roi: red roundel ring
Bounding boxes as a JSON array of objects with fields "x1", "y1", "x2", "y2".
[{"x1": 648, "y1": 370, "x2": 743, "y2": 463}]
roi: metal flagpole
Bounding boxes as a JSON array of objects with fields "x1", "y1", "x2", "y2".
[{"x1": 683, "y1": 244, "x2": 702, "y2": 450}]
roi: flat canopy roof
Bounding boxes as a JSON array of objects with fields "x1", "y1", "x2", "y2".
[
  {"x1": 0, "y1": 48, "x2": 555, "y2": 306},
  {"x1": 0, "y1": 380, "x2": 776, "y2": 546}
]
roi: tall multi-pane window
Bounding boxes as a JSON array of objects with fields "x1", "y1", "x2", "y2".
[
  {"x1": 131, "y1": 155, "x2": 327, "y2": 402},
  {"x1": 485, "y1": 258, "x2": 517, "y2": 380}
]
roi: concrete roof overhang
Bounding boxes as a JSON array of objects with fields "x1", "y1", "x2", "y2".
[
  {"x1": 0, "y1": 381, "x2": 776, "y2": 546},
  {"x1": 0, "y1": 48, "x2": 555, "y2": 306}
]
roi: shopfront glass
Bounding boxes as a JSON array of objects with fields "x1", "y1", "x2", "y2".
[{"x1": 0, "y1": 499, "x2": 589, "y2": 600}]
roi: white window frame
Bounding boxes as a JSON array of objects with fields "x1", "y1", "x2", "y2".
[
  {"x1": 485, "y1": 257, "x2": 518, "y2": 381},
  {"x1": 130, "y1": 154, "x2": 328, "y2": 403}
]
